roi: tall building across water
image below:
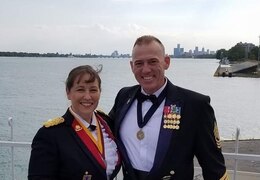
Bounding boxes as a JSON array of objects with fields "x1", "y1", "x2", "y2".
[{"x1": 173, "y1": 44, "x2": 184, "y2": 57}]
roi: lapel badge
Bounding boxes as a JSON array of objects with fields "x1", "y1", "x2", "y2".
[
  {"x1": 127, "y1": 98, "x2": 131, "y2": 104},
  {"x1": 75, "y1": 125, "x2": 82, "y2": 131},
  {"x1": 163, "y1": 105, "x2": 182, "y2": 130}
]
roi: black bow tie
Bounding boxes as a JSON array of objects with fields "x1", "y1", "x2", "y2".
[
  {"x1": 136, "y1": 92, "x2": 158, "y2": 104},
  {"x1": 88, "y1": 124, "x2": 96, "y2": 131}
]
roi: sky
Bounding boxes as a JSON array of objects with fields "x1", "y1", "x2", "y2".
[{"x1": 0, "y1": 0, "x2": 260, "y2": 55}]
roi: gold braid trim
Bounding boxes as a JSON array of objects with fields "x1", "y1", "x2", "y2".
[
  {"x1": 214, "y1": 122, "x2": 222, "y2": 148},
  {"x1": 43, "y1": 117, "x2": 65, "y2": 128},
  {"x1": 220, "y1": 171, "x2": 229, "y2": 180}
]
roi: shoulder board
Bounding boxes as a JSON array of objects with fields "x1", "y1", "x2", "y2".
[{"x1": 43, "y1": 117, "x2": 65, "y2": 128}]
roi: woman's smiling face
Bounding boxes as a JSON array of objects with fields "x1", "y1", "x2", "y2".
[{"x1": 66, "y1": 73, "x2": 101, "y2": 121}]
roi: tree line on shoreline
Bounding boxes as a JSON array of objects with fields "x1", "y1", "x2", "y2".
[
  {"x1": 1, "y1": 41, "x2": 259, "y2": 61},
  {"x1": 216, "y1": 42, "x2": 260, "y2": 61},
  {"x1": 0, "y1": 51, "x2": 215, "y2": 59},
  {"x1": 0, "y1": 52, "x2": 130, "y2": 58}
]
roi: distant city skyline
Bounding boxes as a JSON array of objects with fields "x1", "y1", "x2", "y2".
[
  {"x1": 0, "y1": 0, "x2": 260, "y2": 55},
  {"x1": 173, "y1": 43, "x2": 215, "y2": 57}
]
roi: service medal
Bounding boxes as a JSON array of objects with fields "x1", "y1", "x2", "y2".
[{"x1": 137, "y1": 129, "x2": 145, "y2": 140}]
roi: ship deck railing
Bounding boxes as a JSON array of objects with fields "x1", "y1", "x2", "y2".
[{"x1": 1, "y1": 118, "x2": 260, "y2": 180}]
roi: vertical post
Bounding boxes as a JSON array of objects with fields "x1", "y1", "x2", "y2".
[
  {"x1": 233, "y1": 128, "x2": 240, "y2": 180},
  {"x1": 257, "y1": 36, "x2": 260, "y2": 70},
  {"x1": 8, "y1": 117, "x2": 14, "y2": 180}
]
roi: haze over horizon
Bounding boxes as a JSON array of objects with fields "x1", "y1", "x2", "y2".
[{"x1": 0, "y1": 0, "x2": 259, "y2": 55}]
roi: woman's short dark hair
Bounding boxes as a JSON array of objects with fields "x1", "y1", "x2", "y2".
[{"x1": 66, "y1": 65, "x2": 102, "y2": 92}]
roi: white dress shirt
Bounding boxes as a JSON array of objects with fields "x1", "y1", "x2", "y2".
[{"x1": 120, "y1": 80, "x2": 167, "y2": 171}]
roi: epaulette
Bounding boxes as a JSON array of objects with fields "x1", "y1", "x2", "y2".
[{"x1": 43, "y1": 117, "x2": 65, "y2": 128}]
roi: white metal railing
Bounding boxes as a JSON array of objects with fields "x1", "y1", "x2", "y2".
[
  {"x1": 0, "y1": 140, "x2": 31, "y2": 148},
  {"x1": 1, "y1": 118, "x2": 260, "y2": 180}
]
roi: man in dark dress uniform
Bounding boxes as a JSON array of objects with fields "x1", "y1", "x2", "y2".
[{"x1": 109, "y1": 35, "x2": 229, "y2": 180}]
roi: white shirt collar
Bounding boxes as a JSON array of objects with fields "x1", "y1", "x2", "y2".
[
  {"x1": 141, "y1": 78, "x2": 167, "y2": 97},
  {"x1": 69, "y1": 107, "x2": 97, "y2": 127}
]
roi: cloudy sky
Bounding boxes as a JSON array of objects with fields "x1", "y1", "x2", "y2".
[{"x1": 0, "y1": 0, "x2": 259, "y2": 55}]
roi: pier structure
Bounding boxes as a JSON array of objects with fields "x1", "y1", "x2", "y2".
[{"x1": 214, "y1": 60, "x2": 259, "y2": 78}]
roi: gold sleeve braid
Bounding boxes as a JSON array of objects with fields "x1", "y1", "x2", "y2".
[
  {"x1": 214, "y1": 121, "x2": 222, "y2": 149},
  {"x1": 220, "y1": 171, "x2": 229, "y2": 180}
]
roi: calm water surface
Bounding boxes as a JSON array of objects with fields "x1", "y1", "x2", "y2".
[{"x1": 0, "y1": 57, "x2": 260, "y2": 179}]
